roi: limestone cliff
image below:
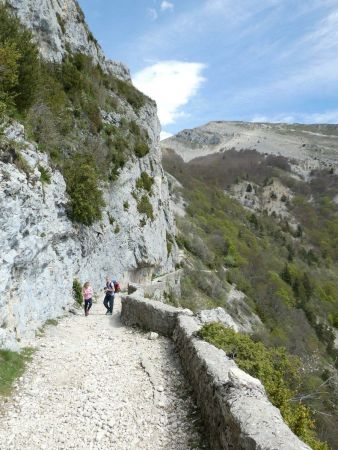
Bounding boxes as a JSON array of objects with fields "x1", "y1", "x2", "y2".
[
  {"x1": 0, "y1": 2, "x2": 177, "y2": 349},
  {"x1": 3, "y1": 0, "x2": 130, "y2": 80}
]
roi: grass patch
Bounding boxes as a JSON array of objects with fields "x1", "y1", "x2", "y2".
[
  {"x1": 45, "y1": 318, "x2": 58, "y2": 326},
  {"x1": 0, "y1": 348, "x2": 34, "y2": 396},
  {"x1": 38, "y1": 165, "x2": 51, "y2": 184}
]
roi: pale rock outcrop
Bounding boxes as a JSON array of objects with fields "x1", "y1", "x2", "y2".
[
  {"x1": 197, "y1": 307, "x2": 240, "y2": 331},
  {"x1": 3, "y1": 0, "x2": 130, "y2": 80}
]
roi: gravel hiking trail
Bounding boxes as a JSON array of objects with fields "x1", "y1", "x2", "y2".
[{"x1": 0, "y1": 297, "x2": 206, "y2": 450}]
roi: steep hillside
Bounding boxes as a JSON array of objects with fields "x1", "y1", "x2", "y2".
[
  {"x1": 162, "y1": 122, "x2": 338, "y2": 449},
  {"x1": 0, "y1": 2, "x2": 177, "y2": 350}
]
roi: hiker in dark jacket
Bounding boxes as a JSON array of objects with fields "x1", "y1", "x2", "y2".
[{"x1": 103, "y1": 276, "x2": 115, "y2": 315}]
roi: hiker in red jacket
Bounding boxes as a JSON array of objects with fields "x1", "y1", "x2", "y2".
[{"x1": 103, "y1": 277, "x2": 115, "y2": 315}]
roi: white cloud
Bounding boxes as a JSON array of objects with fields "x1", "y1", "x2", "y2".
[
  {"x1": 133, "y1": 61, "x2": 206, "y2": 126},
  {"x1": 161, "y1": 1, "x2": 174, "y2": 11},
  {"x1": 160, "y1": 131, "x2": 173, "y2": 140},
  {"x1": 148, "y1": 8, "x2": 158, "y2": 20}
]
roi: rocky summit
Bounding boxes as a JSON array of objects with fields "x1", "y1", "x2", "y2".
[{"x1": 3, "y1": 0, "x2": 130, "y2": 80}]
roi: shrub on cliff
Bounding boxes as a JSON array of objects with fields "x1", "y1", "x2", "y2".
[
  {"x1": 200, "y1": 323, "x2": 329, "y2": 450},
  {"x1": 136, "y1": 171, "x2": 154, "y2": 193},
  {"x1": 0, "y1": 42, "x2": 20, "y2": 115},
  {"x1": 134, "y1": 139, "x2": 150, "y2": 158},
  {"x1": 137, "y1": 195, "x2": 154, "y2": 221},
  {"x1": 109, "y1": 76, "x2": 147, "y2": 111},
  {"x1": 0, "y1": 5, "x2": 40, "y2": 112},
  {"x1": 72, "y1": 279, "x2": 83, "y2": 306},
  {"x1": 64, "y1": 154, "x2": 105, "y2": 226}
]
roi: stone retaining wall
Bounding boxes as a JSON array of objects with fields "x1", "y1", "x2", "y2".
[
  {"x1": 121, "y1": 292, "x2": 310, "y2": 450},
  {"x1": 121, "y1": 293, "x2": 192, "y2": 337}
]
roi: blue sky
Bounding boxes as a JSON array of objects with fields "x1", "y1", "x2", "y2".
[{"x1": 79, "y1": 0, "x2": 338, "y2": 138}]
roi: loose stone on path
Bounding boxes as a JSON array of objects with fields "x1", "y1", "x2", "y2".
[{"x1": 0, "y1": 297, "x2": 207, "y2": 450}]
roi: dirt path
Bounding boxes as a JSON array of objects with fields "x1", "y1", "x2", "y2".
[{"x1": 0, "y1": 297, "x2": 206, "y2": 450}]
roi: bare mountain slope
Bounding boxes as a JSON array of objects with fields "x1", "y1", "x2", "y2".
[{"x1": 162, "y1": 121, "x2": 338, "y2": 173}]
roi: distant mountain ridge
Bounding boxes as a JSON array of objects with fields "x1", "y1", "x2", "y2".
[{"x1": 162, "y1": 121, "x2": 338, "y2": 173}]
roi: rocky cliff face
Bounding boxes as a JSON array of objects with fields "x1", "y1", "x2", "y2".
[
  {"x1": 3, "y1": 0, "x2": 130, "y2": 80},
  {"x1": 0, "y1": 2, "x2": 177, "y2": 349},
  {"x1": 1, "y1": 113, "x2": 176, "y2": 351}
]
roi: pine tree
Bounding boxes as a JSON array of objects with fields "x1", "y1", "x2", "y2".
[{"x1": 281, "y1": 263, "x2": 292, "y2": 285}]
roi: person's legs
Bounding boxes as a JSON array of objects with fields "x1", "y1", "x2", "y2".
[
  {"x1": 110, "y1": 295, "x2": 115, "y2": 314},
  {"x1": 87, "y1": 299, "x2": 92, "y2": 312},
  {"x1": 103, "y1": 294, "x2": 110, "y2": 313},
  {"x1": 107, "y1": 296, "x2": 112, "y2": 314},
  {"x1": 84, "y1": 300, "x2": 90, "y2": 316}
]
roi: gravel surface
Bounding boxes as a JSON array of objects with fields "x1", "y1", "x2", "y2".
[{"x1": 0, "y1": 297, "x2": 206, "y2": 450}]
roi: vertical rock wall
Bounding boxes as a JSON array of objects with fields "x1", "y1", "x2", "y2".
[{"x1": 0, "y1": 105, "x2": 176, "y2": 349}]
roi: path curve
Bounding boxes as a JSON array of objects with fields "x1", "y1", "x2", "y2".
[{"x1": 0, "y1": 297, "x2": 206, "y2": 450}]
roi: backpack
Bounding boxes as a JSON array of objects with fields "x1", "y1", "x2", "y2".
[{"x1": 113, "y1": 281, "x2": 121, "y2": 293}]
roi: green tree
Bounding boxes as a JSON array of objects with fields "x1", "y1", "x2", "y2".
[
  {"x1": 302, "y1": 272, "x2": 313, "y2": 300},
  {"x1": 0, "y1": 41, "x2": 20, "y2": 114},
  {"x1": 0, "y1": 4, "x2": 40, "y2": 112},
  {"x1": 63, "y1": 154, "x2": 105, "y2": 225},
  {"x1": 281, "y1": 263, "x2": 292, "y2": 285}
]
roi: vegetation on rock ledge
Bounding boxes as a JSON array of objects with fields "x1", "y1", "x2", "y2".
[
  {"x1": 200, "y1": 323, "x2": 329, "y2": 450},
  {"x1": 0, "y1": 4, "x2": 152, "y2": 225}
]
